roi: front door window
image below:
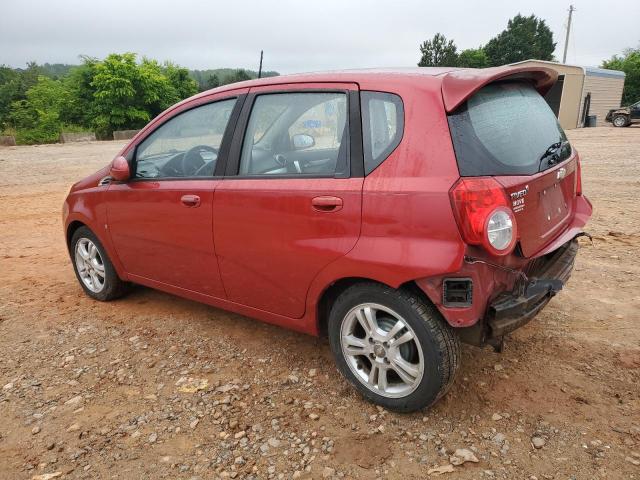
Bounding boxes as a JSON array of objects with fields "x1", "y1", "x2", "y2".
[{"x1": 135, "y1": 98, "x2": 237, "y2": 178}]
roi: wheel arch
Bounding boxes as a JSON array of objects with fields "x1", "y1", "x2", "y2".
[
  {"x1": 66, "y1": 220, "x2": 87, "y2": 251},
  {"x1": 315, "y1": 277, "x2": 434, "y2": 338},
  {"x1": 64, "y1": 214, "x2": 127, "y2": 280}
]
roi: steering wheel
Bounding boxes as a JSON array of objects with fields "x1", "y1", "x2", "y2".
[
  {"x1": 181, "y1": 145, "x2": 218, "y2": 176},
  {"x1": 274, "y1": 153, "x2": 303, "y2": 174}
]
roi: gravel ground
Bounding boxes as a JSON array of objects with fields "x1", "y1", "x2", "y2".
[{"x1": 0, "y1": 126, "x2": 639, "y2": 479}]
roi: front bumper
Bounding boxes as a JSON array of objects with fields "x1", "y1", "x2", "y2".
[{"x1": 458, "y1": 239, "x2": 579, "y2": 346}]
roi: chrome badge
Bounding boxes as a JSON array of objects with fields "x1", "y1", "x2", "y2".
[
  {"x1": 510, "y1": 185, "x2": 528, "y2": 213},
  {"x1": 556, "y1": 167, "x2": 567, "y2": 180}
]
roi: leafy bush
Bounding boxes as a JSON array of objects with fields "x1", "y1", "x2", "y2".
[
  {"x1": 8, "y1": 76, "x2": 70, "y2": 144},
  {"x1": 602, "y1": 47, "x2": 640, "y2": 105},
  {"x1": 1, "y1": 53, "x2": 203, "y2": 143}
]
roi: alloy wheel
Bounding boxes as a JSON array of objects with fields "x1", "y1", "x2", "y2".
[
  {"x1": 74, "y1": 238, "x2": 106, "y2": 293},
  {"x1": 340, "y1": 303, "x2": 424, "y2": 398}
]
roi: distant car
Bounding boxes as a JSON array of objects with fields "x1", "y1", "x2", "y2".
[
  {"x1": 606, "y1": 100, "x2": 640, "y2": 127},
  {"x1": 63, "y1": 66, "x2": 592, "y2": 412}
]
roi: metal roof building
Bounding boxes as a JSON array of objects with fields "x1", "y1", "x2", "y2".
[{"x1": 510, "y1": 60, "x2": 626, "y2": 129}]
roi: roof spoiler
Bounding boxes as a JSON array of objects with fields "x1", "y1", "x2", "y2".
[{"x1": 441, "y1": 66, "x2": 558, "y2": 112}]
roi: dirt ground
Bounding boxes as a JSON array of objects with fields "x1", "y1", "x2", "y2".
[{"x1": 0, "y1": 127, "x2": 639, "y2": 480}]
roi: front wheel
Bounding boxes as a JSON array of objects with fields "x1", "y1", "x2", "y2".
[
  {"x1": 328, "y1": 283, "x2": 460, "y2": 412},
  {"x1": 612, "y1": 114, "x2": 630, "y2": 127},
  {"x1": 70, "y1": 226, "x2": 127, "y2": 301}
]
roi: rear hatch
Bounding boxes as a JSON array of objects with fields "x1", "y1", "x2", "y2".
[{"x1": 447, "y1": 81, "x2": 577, "y2": 258}]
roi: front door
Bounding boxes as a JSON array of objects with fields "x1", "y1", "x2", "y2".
[
  {"x1": 107, "y1": 95, "x2": 243, "y2": 297},
  {"x1": 213, "y1": 84, "x2": 364, "y2": 318}
]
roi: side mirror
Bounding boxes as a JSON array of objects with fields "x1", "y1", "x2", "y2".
[
  {"x1": 110, "y1": 156, "x2": 130, "y2": 181},
  {"x1": 292, "y1": 133, "x2": 315, "y2": 150}
]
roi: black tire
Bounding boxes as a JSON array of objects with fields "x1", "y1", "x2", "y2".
[
  {"x1": 612, "y1": 114, "x2": 630, "y2": 127},
  {"x1": 327, "y1": 282, "x2": 460, "y2": 412},
  {"x1": 70, "y1": 226, "x2": 128, "y2": 301}
]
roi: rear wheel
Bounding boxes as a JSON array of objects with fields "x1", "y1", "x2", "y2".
[
  {"x1": 70, "y1": 226, "x2": 127, "y2": 301},
  {"x1": 328, "y1": 282, "x2": 460, "y2": 412},
  {"x1": 612, "y1": 114, "x2": 630, "y2": 127}
]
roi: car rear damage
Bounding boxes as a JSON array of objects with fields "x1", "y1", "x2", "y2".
[{"x1": 416, "y1": 66, "x2": 593, "y2": 349}]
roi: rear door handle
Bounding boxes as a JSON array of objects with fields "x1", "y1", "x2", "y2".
[
  {"x1": 180, "y1": 194, "x2": 201, "y2": 207},
  {"x1": 311, "y1": 196, "x2": 343, "y2": 212}
]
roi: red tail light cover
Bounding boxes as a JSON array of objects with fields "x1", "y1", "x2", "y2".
[{"x1": 449, "y1": 177, "x2": 517, "y2": 254}]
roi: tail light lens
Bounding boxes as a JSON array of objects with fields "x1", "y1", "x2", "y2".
[{"x1": 449, "y1": 178, "x2": 517, "y2": 256}]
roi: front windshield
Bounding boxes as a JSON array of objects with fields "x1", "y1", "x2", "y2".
[{"x1": 448, "y1": 82, "x2": 571, "y2": 176}]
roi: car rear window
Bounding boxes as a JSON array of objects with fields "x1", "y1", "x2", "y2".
[{"x1": 448, "y1": 82, "x2": 571, "y2": 176}]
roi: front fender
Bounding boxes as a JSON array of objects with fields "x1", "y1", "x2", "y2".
[{"x1": 63, "y1": 187, "x2": 127, "y2": 280}]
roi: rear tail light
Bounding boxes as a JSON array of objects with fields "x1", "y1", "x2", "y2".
[{"x1": 449, "y1": 178, "x2": 517, "y2": 256}]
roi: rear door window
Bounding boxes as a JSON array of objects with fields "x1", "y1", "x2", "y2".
[
  {"x1": 361, "y1": 91, "x2": 404, "y2": 175},
  {"x1": 448, "y1": 82, "x2": 571, "y2": 176},
  {"x1": 238, "y1": 92, "x2": 348, "y2": 177}
]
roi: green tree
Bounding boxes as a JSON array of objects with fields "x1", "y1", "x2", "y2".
[
  {"x1": 8, "y1": 75, "x2": 70, "y2": 143},
  {"x1": 206, "y1": 73, "x2": 220, "y2": 89},
  {"x1": 0, "y1": 66, "x2": 20, "y2": 129},
  {"x1": 61, "y1": 57, "x2": 99, "y2": 128},
  {"x1": 223, "y1": 69, "x2": 252, "y2": 85},
  {"x1": 91, "y1": 53, "x2": 177, "y2": 137},
  {"x1": 602, "y1": 46, "x2": 640, "y2": 105},
  {"x1": 418, "y1": 33, "x2": 458, "y2": 67},
  {"x1": 163, "y1": 62, "x2": 198, "y2": 99},
  {"x1": 457, "y1": 48, "x2": 489, "y2": 68},
  {"x1": 484, "y1": 14, "x2": 556, "y2": 66},
  {"x1": 0, "y1": 62, "x2": 43, "y2": 130}
]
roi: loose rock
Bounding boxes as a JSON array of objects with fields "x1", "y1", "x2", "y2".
[
  {"x1": 531, "y1": 436, "x2": 546, "y2": 449},
  {"x1": 449, "y1": 448, "x2": 479, "y2": 465}
]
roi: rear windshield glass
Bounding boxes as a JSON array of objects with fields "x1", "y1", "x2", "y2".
[{"x1": 448, "y1": 82, "x2": 571, "y2": 176}]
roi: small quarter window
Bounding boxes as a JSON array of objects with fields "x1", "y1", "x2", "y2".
[{"x1": 361, "y1": 91, "x2": 404, "y2": 175}]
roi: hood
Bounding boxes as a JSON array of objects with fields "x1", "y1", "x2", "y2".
[{"x1": 69, "y1": 165, "x2": 110, "y2": 193}]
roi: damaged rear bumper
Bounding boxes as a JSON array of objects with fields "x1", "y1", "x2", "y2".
[{"x1": 459, "y1": 239, "x2": 579, "y2": 346}]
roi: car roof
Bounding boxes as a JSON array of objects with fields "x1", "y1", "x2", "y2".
[
  {"x1": 184, "y1": 65, "x2": 558, "y2": 113},
  {"x1": 195, "y1": 67, "x2": 459, "y2": 95}
]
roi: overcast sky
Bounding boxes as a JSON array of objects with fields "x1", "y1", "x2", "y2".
[{"x1": 1, "y1": 0, "x2": 638, "y2": 73}]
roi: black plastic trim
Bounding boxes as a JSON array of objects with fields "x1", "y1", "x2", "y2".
[{"x1": 443, "y1": 278, "x2": 473, "y2": 307}]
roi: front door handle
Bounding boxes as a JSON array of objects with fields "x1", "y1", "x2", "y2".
[
  {"x1": 181, "y1": 194, "x2": 201, "y2": 207},
  {"x1": 311, "y1": 196, "x2": 343, "y2": 212}
]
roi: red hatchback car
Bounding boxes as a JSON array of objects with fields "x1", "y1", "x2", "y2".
[{"x1": 63, "y1": 66, "x2": 592, "y2": 412}]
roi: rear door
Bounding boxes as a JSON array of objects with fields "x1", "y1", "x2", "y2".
[
  {"x1": 213, "y1": 83, "x2": 363, "y2": 318},
  {"x1": 448, "y1": 82, "x2": 578, "y2": 257}
]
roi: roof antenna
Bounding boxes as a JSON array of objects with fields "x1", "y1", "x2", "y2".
[
  {"x1": 562, "y1": 5, "x2": 575, "y2": 63},
  {"x1": 258, "y1": 50, "x2": 264, "y2": 79}
]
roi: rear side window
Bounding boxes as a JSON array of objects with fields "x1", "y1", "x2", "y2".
[
  {"x1": 448, "y1": 82, "x2": 571, "y2": 176},
  {"x1": 361, "y1": 91, "x2": 404, "y2": 175}
]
